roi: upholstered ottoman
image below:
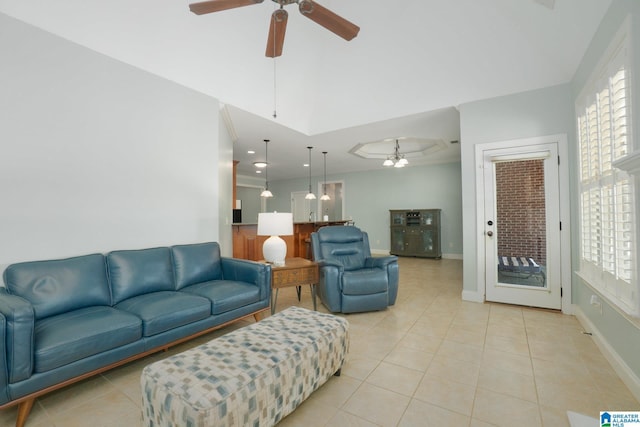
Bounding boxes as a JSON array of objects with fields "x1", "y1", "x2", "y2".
[{"x1": 141, "y1": 306, "x2": 349, "y2": 427}]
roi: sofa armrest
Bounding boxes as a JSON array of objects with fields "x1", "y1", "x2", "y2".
[
  {"x1": 0, "y1": 288, "x2": 35, "y2": 384},
  {"x1": 364, "y1": 255, "x2": 398, "y2": 269},
  {"x1": 0, "y1": 312, "x2": 8, "y2": 405},
  {"x1": 220, "y1": 258, "x2": 272, "y2": 301}
]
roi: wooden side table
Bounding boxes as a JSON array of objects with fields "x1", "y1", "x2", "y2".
[{"x1": 267, "y1": 257, "x2": 319, "y2": 315}]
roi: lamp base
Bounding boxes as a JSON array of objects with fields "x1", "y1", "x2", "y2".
[{"x1": 263, "y1": 235, "x2": 287, "y2": 266}]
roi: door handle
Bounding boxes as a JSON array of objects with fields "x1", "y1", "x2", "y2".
[{"x1": 487, "y1": 231, "x2": 494, "y2": 237}]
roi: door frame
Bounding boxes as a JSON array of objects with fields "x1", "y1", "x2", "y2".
[
  {"x1": 291, "y1": 191, "x2": 313, "y2": 223},
  {"x1": 483, "y1": 143, "x2": 560, "y2": 309},
  {"x1": 474, "y1": 134, "x2": 572, "y2": 313},
  {"x1": 316, "y1": 179, "x2": 346, "y2": 221}
]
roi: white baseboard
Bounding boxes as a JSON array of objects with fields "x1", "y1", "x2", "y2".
[
  {"x1": 573, "y1": 304, "x2": 640, "y2": 403},
  {"x1": 567, "y1": 411, "x2": 597, "y2": 427},
  {"x1": 370, "y1": 249, "x2": 463, "y2": 260},
  {"x1": 462, "y1": 289, "x2": 484, "y2": 303},
  {"x1": 371, "y1": 249, "x2": 391, "y2": 255}
]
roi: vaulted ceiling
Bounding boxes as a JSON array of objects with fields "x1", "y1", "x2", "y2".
[{"x1": 0, "y1": 0, "x2": 611, "y2": 180}]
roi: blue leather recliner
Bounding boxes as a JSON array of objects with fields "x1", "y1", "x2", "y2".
[{"x1": 311, "y1": 226, "x2": 399, "y2": 313}]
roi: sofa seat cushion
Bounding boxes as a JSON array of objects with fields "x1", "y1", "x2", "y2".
[
  {"x1": 115, "y1": 291, "x2": 210, "y2": 337},
  {"x1": 35, "y1": 306, "x2": 142, "y2": 373},
  {"x1": 341, "y1": 270, "x2": 388, "y2": 295},
  {"x1": 180, "y1": 280, "x2": 260, "y2": 315}
]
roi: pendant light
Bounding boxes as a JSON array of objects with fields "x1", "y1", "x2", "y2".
[
  {"x1": 260, "y1": 139, "x2": 273, "y2": 198},
  {"x1": 320, "y1": 151, "x2": 330, "y2": 201},
  {"x1": 305, "y1": 146, "x2": 316, "y2": 200}
]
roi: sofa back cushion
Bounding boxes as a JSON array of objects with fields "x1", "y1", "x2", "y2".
[
  {"x1": 171, "y1": 242, "x2": 223, "y2": 290},
  {"x1": 315, "y1": 226, "x2": 369, "y2": 271},
  {"x1": 107, "y1": 247, "x2": 174, "y2": 304},
  {"x1": 3, "y1": 254, "x2": 110, "y2": 319}
]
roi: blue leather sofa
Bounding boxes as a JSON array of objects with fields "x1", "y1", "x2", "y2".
[
  {"x1": 311, "y1": 226, "x2": 399, "y2": 313},
  {"x1": 0, "y1": 242, "x2": 271, "y2": 427}
]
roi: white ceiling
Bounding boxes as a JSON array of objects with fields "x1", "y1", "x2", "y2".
[{"x1": 0, "y1": 0, "x2": 611, "y2": 180}]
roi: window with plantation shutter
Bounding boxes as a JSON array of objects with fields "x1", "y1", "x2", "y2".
[{"x1": 576, "y1": 17, "x2": 638, "y2": 317}]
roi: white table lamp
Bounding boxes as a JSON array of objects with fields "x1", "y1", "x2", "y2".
[{"x1": 257, "y1": 212, "x2": 293, "y2": 266}]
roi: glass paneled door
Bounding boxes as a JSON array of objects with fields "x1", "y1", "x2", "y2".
[{"x1": 483, "y1": 143, "x2": 562, "y2": 310}]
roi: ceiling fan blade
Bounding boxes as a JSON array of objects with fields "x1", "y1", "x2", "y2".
[
  {"x1": 298, "y1": 0, "x2": 359, "y2": 41},
  {"x1": 265, "y1": 9, "x2": 288, "y2": 58},
  {"x1": 189, "y1": 0, "x2": 263, "y2": 15}
]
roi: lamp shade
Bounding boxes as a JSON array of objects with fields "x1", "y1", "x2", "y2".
[
  {"x1": 257, "y1": 212, "x2": 293, "y2": 236},
  {"x1": 257, "y1": 212, "x2": 293, "y2": 266}
]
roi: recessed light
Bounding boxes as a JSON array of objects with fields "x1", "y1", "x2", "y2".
[
  {"x1": 254, "y1": 162, "x2": 267, "y2": 168},
  {"x1": 247, "y1": 150, "x2": 255, "y2": 154}
]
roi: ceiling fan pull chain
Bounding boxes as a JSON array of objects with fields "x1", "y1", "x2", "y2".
[{"x1": 273, "y1": 55, "x2": 277, "y2": 119}]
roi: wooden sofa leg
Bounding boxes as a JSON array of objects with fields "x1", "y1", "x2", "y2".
[
  {"x1": 16, "y1": 398, "x2": 35, "y2": 427},
  {"x1": 253, "y1": 312, "x2": 262, "y2": 322}
]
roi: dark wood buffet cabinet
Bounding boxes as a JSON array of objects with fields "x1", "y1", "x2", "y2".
[
  {"x1": 390, "y1": 209, "x2": 441, "y2": 258},
  {"x1": 232, "y1": 221, "x2": 348, "y2": 261}
]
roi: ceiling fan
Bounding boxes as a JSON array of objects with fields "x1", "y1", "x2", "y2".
[{"x1": 189, "y1": 0, "x2": 360, "y2": 57}]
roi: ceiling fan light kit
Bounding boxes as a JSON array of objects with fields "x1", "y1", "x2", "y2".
[{"x1": 190, "y1": 0, "x2": 360, "y2": 58}]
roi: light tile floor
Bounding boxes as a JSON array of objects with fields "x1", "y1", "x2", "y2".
[{"x1": 1, "y1": 257, "x2": 638, "y2": 426}]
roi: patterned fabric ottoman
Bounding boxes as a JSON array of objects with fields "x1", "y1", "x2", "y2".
[{"x1": 141, "y1": 306, "x2": 349, "y2": 427}]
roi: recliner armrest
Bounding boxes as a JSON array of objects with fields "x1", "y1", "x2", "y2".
[
  {"x1": 0, "y1": 288, "x2": 35, "y2": 384},
  {"x1": 220, "y1": 258, "x2": 272, "y2": 300},
  {"x1": 365, "y1": 256, "x2": 398, "y2": 268},
  {"x1": 317, "y1": 259, "x2": 345, "y2": 271},
  {"x1": 365, "y1": 256, "x2": 399, "y2": 306}
]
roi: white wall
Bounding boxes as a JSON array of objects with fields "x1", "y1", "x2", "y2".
[
  {"x1": 266, "y1": 162, "x2": 464, "y2": 257},
  {"x1": 0, "y1": 13, "x2": 222, "y2": 274},
  {"x1": 218, "y1": 111, "x2": 234, "y2": 257}
]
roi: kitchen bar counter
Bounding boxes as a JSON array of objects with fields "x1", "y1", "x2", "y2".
[{"x1": 232, "y1": 221, "x2": 348, "y2": 260}]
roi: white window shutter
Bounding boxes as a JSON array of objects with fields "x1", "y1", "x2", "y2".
[{"x1": 576, "y1": 18, "x2": 638, "y2": 317}]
